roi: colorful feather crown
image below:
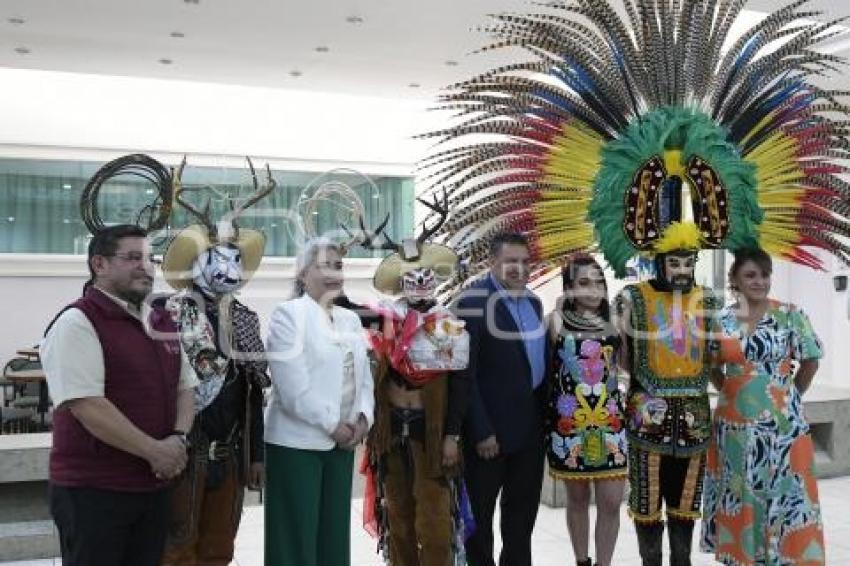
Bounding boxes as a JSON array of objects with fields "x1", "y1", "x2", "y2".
[{"x1": 419, "y1": 0, "x2": 850, "y2": 284}]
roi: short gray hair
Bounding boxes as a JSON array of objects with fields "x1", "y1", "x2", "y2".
[{"x1": 292, "y1": 237, "x2": 343, "y2": 298}]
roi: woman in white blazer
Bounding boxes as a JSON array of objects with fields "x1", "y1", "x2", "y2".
[{"x1": 264, "y1": 238, "x2": 374, "y2": 566}]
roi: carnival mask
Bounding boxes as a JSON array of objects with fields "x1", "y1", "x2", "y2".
[
  {"x1": 656, "y1": 252, "x2": 697, "y2": 292},
  {"x1": 401, "y1": 267, "x2": 437, "y2": 303},
  {"x1": 193, "y1": 243, "x2": 243, "y2": 296}
]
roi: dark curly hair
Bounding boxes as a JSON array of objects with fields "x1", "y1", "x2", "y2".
[{"x1": 728, "y1": 247, "x2": 772, "y2": 291}]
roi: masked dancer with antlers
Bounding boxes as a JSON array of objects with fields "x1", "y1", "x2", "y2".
[
  {"x1": 346, "y1": 196, "x2": 472, "y2": 566},
  {"x1": 413, "y1": 0, "x2": 850, "y2": 564},
  {"x1": 160, "y1": 157, "x2": 273, "y2": 566}
]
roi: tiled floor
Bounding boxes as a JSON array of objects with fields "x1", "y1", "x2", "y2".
[{"x1": 6, "y1": 475, "x2": 849, "y2": 565}]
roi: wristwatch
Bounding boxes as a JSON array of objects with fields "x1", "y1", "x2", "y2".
[{"x1": 171, "y1": 430, "x2": 191, "y2": 449}]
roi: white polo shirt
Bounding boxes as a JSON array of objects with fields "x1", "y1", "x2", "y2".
[{"x1": 41, "y1": 287, "x2": 198, "y2": 407}]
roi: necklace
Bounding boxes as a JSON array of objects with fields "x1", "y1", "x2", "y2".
[{"x1": 562, "y1": 309, "x2": 606, "y2": 332}]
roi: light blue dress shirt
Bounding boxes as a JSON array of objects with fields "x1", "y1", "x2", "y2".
[{"x1": 489, "y1": 273, "x2": 546, "y2": 388}]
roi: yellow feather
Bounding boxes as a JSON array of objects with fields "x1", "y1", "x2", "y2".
[
  {"x1": 745, "y1": 129, "x2": 808, "y2": 246},
  {"x1": 740, "y1": 109, "x2": 781, "y2": 148},
  {"x1": 652, "y1": 222, "x2": 703, "y2": 253}
]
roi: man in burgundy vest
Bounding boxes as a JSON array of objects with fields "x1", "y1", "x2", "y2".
[{"x1": 41, "y1": 224, "x2": 198, "y2": 566}]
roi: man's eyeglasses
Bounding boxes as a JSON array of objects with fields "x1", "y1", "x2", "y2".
[{"x1": 108, "y1": 252, "x2": 162, "y2": 266}]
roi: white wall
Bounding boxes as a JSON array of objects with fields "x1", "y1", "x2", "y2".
[
  {"x1": 779, "y1": 252, "x2": 850, "y2": 388},
  {"x1": 0, "y1": 67, "x2": 438, "y2": 172}
]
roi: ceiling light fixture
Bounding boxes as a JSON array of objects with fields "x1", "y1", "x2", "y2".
[
  {"x1": 408, "y1": 82, "x2": 421, "y2": 88},
  {"x1": 8, "y1": 17, "x2": 25, "y2": 25},
  {"x1": 346, "y1": 15, "x2": 364, "y2": 24},
  {"x1": 62, "y1": 184, "x2": 72, "y2": 190},
  {"x1": 170, "y1": 31, "x2": 185, "y2": 38},
  {"x1": 159, "y1": 58, "x2": 173, "y2": 65},
  {"x1": 445, "y1": 60, "x2": 458, "y2": 66},
  {"x1": 183, "y1": 0, "x2": 200, "y2": 4},
  {"x1": 289, "y1": 70, "x2": 303, "y2": 77},
  {"x1": 14, "y1": 47, "x2": 30, "y2": 55},
  {"x1": 315, "y1": 46, "x2": 329, "y2": 53}
]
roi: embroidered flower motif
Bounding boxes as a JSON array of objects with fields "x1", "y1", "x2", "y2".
[
  {"x1": 557, "y1": 394, "x2": 578, "y2": 417},
  {"x1": 629, "y1": 392, "x2": 668, "y2": 430},
  {"x1": 579, "y1": 339, "x2": 605, "y2": 386},
  {"x1": 559, "y1": 336, "x2": 582, "y2": 378},
  {"x1": 557, "y1": 416, "x2": 575, "y2": 435},
  {"x1": 550, "y1": 432, "x2": 569, "y2": 460}
]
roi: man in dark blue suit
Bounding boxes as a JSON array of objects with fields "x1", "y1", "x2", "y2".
[{"x1": 454, "y1": 233, "x2": 548, "y2": 566}]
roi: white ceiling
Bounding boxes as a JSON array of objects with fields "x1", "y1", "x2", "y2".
[{"x1": 0, "y1": 0, "x2": 848, "y2": 98}]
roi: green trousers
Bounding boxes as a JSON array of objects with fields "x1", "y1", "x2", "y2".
[{"x1": 264, "y1": 443, "x2": 355, "y2": 566}]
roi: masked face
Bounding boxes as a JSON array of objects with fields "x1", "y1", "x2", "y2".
[
  {"x1": 661, "y1": 253, "x2": 696, "y2": 291},
  {"x1": 401, "y1": 267, "x2": 437, "y2": 303},
  {"x1": 192, "y1": 244, "x2": 243, "y2": 296}
]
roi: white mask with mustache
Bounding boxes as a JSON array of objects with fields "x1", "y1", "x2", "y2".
[{"x1": 192, "y1": 244, "x2": 243, "y2": 296}]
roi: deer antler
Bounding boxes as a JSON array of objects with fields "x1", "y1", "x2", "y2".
[
  {"x1": 173, "y1": 155, "x2": 187, "y2": 186},
  {"x1": 416, "y1": 189, "x2": 449, "y2": 246},
  {"x1": 173, "y1": 156, "x2": 216, "y2": 231},
  {"x1": 340, "y1": 213, "x2": 401, "y2": 253},
  {"x1": 232, "y1": 157, "x2": 277, "y2": 220}
]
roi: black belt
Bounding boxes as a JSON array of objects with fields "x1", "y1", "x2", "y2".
[
  {"x1": 390, "y1": 407, "x2": 426, "y2": 442},
  {"x1": 194, "y1": 422, "x2": 240, "y2": 462}
]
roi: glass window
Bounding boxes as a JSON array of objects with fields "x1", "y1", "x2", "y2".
[{"x1": 0, "y1": 157, "x2": 414, "y2": 258}]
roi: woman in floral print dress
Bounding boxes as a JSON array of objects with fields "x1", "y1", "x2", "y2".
[
  {"x1": 547, "y1": 254, "x2": 627, "y2": 566},
  {"x1": 701, "y1": 248, "x2": 825, "y2": 565}
]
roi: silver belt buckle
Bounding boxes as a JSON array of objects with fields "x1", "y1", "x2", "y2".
[{"x1": 208, "y1": 440, "x2": 218, "y2": 461}]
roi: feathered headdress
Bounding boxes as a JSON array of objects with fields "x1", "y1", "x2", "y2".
[{"x1": 419, "y1": 0, "x2": 850, "y2": 283}]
